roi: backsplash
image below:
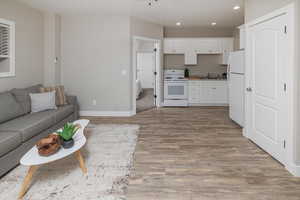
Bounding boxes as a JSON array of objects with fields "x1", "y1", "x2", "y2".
[{"x1": 164, "y1": 54, "x2": 227, "y2": 77}]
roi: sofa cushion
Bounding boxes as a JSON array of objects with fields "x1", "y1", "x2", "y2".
[
  {"x1": 0, "y1": 131, "x2": 22, "y2": 157},
  {"x1": 0, "y1": 92, "x2": 24, "y2": 124},
  {"x1": 10, "y1": 84, "x2": 43, "y2": 114},
  {"x1": 0, "y1": 110, "x2": 56, "y2": 142},
  {"x1": 55, "y1": 105, "x2": 74, "y2": 123}
]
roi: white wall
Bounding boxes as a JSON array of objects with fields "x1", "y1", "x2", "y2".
[
  {"x1": 61, "y1": 15, "x2": 131, "y2": 112},
  {"x1": 245, "y1": 0, "x2": 294, "y2": 22},
  {"x1": 0, "y1": 0, "x2": 44, "y2": 92}
]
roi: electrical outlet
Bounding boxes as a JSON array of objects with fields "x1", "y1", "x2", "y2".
[
  {"x1": 92, "y1": 99, "x2": 97, "y2": 106},
  {"x1": 121, "y1": 70, "x2": 127, "y2": 76}
]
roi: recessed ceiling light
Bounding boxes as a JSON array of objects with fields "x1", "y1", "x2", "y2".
[
  {"x1": 233, "y1": 5, "x2": 241, "y2": 10},
  {"x1": 176, "y1": 22, "x2": 182, "y2": 26},
  {"x1": 211, "y1": 22, "x2": 217, "y2": 26}
]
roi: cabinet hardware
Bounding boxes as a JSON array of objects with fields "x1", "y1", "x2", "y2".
[{"x1": 246, "y1": 87, "x2": 252, "y2": 92}]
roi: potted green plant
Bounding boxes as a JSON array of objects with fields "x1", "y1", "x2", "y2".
[{"x1": 57, "y1": 123, "x2": 79, "y2": 149}]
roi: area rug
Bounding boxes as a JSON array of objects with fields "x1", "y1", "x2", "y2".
[{"x1": 0, "y1": 124, "x2": 139, "y2": 200}]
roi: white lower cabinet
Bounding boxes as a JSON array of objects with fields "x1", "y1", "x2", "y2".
[{"x1": 188, "y1": 80, "x2": 228, "y2": 105}]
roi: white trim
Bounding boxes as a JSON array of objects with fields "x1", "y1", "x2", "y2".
[
  {"x1": 0, "y1": 18, "x2": 15, "y2": 78},
  {"x1": 188, "y1": 103, "x2": 229, "y2": 106},
  {"x1": 286, "y1": 164, "x2": 300, "y2": 177},
  {"x1": 245, "y1": 3, "x2": 296, "y2": 175},
  {"x1": 132, "y1": 36, "x2": 162, "y2": 115},
  {"x1": 79, "y1": 110, "x2": 134, "y2": 117}
]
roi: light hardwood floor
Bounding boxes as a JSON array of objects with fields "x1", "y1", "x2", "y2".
[{"x1": 87, "y1": 107, "x2": 300, "y2": 200}]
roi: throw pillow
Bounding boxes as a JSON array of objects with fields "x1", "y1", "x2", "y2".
[
  {"x1": 39, "y1": 86, "x2": 68, "y2": 106},
  {"x1": 30, "y1": 91, "x2": 57, "y2": 113}
]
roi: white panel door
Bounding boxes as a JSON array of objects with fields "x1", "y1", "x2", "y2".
[
  {"x1": 137, "y1": 52, "x2": 155, "y2": 89},
  {"x1": 248, "y1": 14, "x2": 287, "y2": 163},
  {"x1": 184, "y1": 51, "x2": 197, "y2": 65}
]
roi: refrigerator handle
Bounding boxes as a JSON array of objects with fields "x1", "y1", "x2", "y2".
[{"x1": 227, "y1": 64, "x2": 230, "y2": 80}]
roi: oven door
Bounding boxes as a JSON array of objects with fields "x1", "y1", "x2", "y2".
[{"x1": 164, "y1": 81, "x2": 188, "y2": 99}]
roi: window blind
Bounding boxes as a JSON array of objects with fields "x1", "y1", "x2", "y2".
[{"x1": 0, "y1": 23, "x2": 9, "y2": 57}]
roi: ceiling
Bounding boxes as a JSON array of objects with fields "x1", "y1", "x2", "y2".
[{"x1": 18, "y1": 0, "x2": 245, "y2": 28}]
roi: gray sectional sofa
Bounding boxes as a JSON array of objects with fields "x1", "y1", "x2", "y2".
[{"x1": 0, "y1": 85, "x2": 79, "y2": 177}]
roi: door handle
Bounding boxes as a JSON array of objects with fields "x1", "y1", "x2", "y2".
[{"x1": 246, "y1": 87, "x2": 252, "y2": 92}]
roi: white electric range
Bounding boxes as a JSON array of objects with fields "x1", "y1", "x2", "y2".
[{"x1": 164, "y1": 70, "x2": 188, "y2": 107}]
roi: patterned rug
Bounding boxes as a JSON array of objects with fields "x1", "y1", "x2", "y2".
[{"x1": 0, "y1": 124, "x2": 139, "y2": 200}]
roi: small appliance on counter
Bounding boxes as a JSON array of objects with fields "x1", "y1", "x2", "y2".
[
  {"x1": 164, "y1": 70, "x2": 188, "y2": 107},
  {"x1": 184, "y1": 68, "x2": 190, "y2": 78}
]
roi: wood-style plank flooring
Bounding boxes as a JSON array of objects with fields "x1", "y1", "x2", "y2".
[{"x1": 87, "y1": 107, "x2": 300, "y2": 200}]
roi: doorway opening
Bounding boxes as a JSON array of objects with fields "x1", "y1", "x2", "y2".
[{"x1": 132, "y1": 36, "x2": 161, "y2": 114}]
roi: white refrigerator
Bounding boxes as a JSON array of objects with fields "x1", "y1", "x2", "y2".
[{"x1": 228, "y1": 50, "x2": 245, "y2": 127}]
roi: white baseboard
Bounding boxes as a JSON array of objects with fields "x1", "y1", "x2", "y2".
[
  {"x1": 188, "y1": 103, "x2": 229, "y2": 106},
  {"x1": 80, "y1": 110, "x2": 135, "y2": 117},
  {"x1": 286, "y1": 163, "x2": 300, "y2": 177}
]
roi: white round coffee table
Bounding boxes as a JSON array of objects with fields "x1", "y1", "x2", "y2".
[{"x1": 18, "y1": 119, "x2": 90, "y2": 199}]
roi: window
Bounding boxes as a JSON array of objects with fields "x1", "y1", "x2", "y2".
[{"x1": 0, "y1": 18, "x2": 15, "y2": 77}]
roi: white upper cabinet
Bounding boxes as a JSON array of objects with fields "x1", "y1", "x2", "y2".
[
  {"x1": 221, "y1": 38, "x2": 234, "y2": 65},
  {"x1": 193, "y1": 39, "x2": 222, "y2": 54},
  {"x1": 164, "y1": 38, "x2": 222, "y2": 55},
  {"x1": 184, "y1": 50, "x2": 197, "y2": 65},
  {"x1": 238, "y1": 25, "x2": 245, "y2": 50},
  {"x1": 164, "y1": 38, "x2": 185, "y2": 54},
  {"x1": 164, "y1": 37, "x2": 233, "y2": 65}
]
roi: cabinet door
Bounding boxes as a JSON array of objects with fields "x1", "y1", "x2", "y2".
[
  {"x1": 221, "y1": 38, "x2": 234, "y2": 65},
  {"x1": 188, "y1": 82, "x2": 200, "y2": 103},
  {"x1": 164, "y1": 39, "x2": 185, "y2": 54},
  {"x1": 184, "y1": 51, "x2": 197, "y2": 65},
  {"x1": 199, "y1": 86, "x2": 211, "y2": 103},
  {"x1": 239, "y1": 25, "x2": 245, "y2": 50},
  {"x1": 209, "y1": 86, "x2": 228, "y2": 104},
  {"x1": 164, "y1": 39, "x2": 173, "y2": 54},
  {"x1": 199, "y1": 81, "x2": 228, "y2": 104},
  {"x1": 195, "y1": 39, "x2": 222, "y2": 54}
]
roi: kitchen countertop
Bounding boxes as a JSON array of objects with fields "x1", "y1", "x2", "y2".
[{"x1": 188, "y1": 77, "x2": 227, "y2": 81}]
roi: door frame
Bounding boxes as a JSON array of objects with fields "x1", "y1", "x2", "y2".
[
  {"x1": 132, "y1": 36, "x2": 162, "y2": 115},
  {"x1": 244, "y1": 3, "x2": 296, "y2": 175}
]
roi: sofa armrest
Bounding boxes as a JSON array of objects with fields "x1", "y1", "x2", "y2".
[{"x1": 67, "y1": 95, "x2": 79, "y2": 119}]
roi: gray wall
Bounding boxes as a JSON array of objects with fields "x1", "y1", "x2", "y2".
[
  {"x1": 0, "y1": 0, "x2": 44, "y2": 92},
  {"x1": 61, "y1": 15, "x2": 131, "y2": 112},
  {"x1": 245, "y1": 0, "x2": 294, "y2": 22},
  {"x1": 164, "y1": 54, "x2": 227, "y2": 76},
  {"x1": 130, "y1": 17, "x2": 164, "y2": 40},
  {"x1": 164, "y1": 27, "x2": 235, "y2": 38}
]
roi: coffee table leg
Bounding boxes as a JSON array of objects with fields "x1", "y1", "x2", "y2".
[
  {"x1": 18, "y1": 165, "x2": 38, "y2": 199},
  {"x1": 75, "y1": 150, "x2": 87, "y2": 174}
]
